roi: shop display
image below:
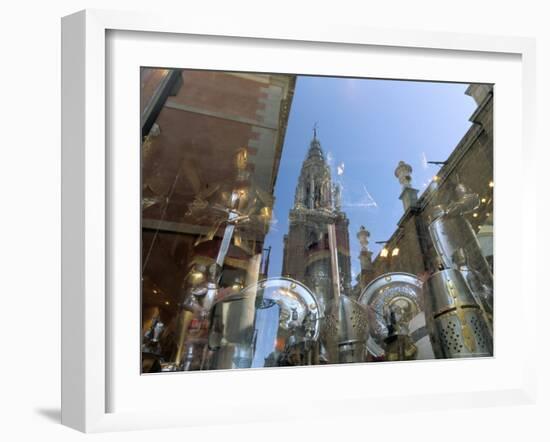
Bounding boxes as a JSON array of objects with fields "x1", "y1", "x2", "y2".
[{"x1": 140, "y1": 68, "x2": 493, "y2": 372}]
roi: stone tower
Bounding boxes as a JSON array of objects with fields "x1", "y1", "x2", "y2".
[
  {"x1": 282, "y1": 129, "x2": 352, "y2": 312},
  {"x1": 356, "y1": 225, "x2": 374, "y2": 289},
  {"x1": 395, "y1": 160, "x2": 419, "y2": 212}
]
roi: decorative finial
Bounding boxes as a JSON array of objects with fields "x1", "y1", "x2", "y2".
[
  {"x1": 394, "y1": 160, "x2": 413, "y2": 189},
  {"x1": 357, "y1": 226, "x2": 370, "y2": 251},
  {"x1": 313, "y1": 122, "x2": 318, "y2": 140},
  {"x1": 395, "y1": 160, "x2": 419, "y2": 212}
]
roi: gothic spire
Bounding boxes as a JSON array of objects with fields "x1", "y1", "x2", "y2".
[
  {"x1": 294, "y1": 128, "x2": 334, "y2": 210},
  {"x1": 307, "y1": 122, "x2": 324, "y2": 162}
]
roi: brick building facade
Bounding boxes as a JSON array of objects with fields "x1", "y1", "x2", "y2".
[
  {"x1": 140, "y1": 69, "x2": 296, "y2": 362},
  {"x1": 358, "y1": 84, "x2": 494, "y2": 289}
]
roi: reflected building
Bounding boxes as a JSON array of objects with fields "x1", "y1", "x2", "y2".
[
  {"x1": 140, "y1": 69, "x2": 296, "y2": 369},
  {"x1": 282, "y1": 130, "x2": 352, "y2": 312},
  {"x1": 354, "y1": 84, "x2": 494, "y2": 361},
  {"x1": 139, "y1": 71, "x2": 494, "y2": 370},
  {"x1": 365, "y1": 84, "x2": 494, "y2": 283}
]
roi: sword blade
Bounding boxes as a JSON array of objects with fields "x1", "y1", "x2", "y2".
[
  {"x1": 215, "y1": 211, "x2": 238, "y2": 267},
  {"x1": 327, "y1": 223, "x2": 341, "y2": 302}
]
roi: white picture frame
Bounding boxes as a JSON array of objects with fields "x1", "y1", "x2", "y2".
[{"x1": 61, "y1": 9, "x2": 537, "y2": 433}]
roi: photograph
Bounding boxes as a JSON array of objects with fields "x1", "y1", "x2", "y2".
[
  {"x1": 1, "y1": 0, "x2": 544, "y2": 437},
  {"x1": 140, "y1": 68, "x2": 494, "y2": 373}
]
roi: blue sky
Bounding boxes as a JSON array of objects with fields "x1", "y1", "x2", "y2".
[{"x1": 263, "y1": 75, "x2": 477, "y2": 281}]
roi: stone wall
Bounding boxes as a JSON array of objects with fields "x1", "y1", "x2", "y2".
[{"x1": 366, "y1": 85, "x2": 494, "y2": 284}]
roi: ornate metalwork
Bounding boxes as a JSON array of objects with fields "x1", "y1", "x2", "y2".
[
  {"x1": 337, "y1": 295, "x2": 368, "y2": 363},
  {"x1": 423, "y1": 268, "x2": 492, "y2": 358},
  {"x1": 205, "y1": 277, "x2": 322, "y2": 370},
  {"x1": 358, "y1": 272, "x2": 424, "y2": 358}
]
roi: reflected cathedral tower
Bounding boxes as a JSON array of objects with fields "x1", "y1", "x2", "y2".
[{"x1": 282, "y1": 128, "x2": 352, "y2": 312}]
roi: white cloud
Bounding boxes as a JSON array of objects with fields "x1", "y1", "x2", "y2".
[
  {"x1": 326, "y1": 151, "x2": 334, "y2": 166},
  {"x1": 362, "y1": 185, "x2": 378, "y2": 208},
  {"x1": 421, "y1": 151, "x2": 429, "y2": 170},
  {"x1": 342, "y1": 184, "x2": 378, "y2": 209}
]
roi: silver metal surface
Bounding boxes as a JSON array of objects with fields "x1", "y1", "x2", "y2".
[
  {"x1": 459, "y1": 266, "x2": 494, "y2": 324},
  {"x1": 423, "y1": 268, "x2": 492, "y2": 358},
  {"x1": 427, "y1": 184, "x2": 494, "y2": 340},
  {"x1": 409, "y1": 312, "x2": 435, "y2": 360},
  {"x1": 141, "y1": 316, "x2": 166, "y2": 356},
  {"x1": 358, "y1": 272, "x2": 424, "y2": 357},
  {"x1": 337, "y1": 295, "x2": 368, "y2": 363},
  {"x1": 428, "y1": 187, "x2": 493, "y2": 287},
  {"x1": 327, "y1": 223, "x2": 341, "y2": 304},
  {"x1": 206, "y1": 277, "x2": 322, "y2": 369},
  {"x1": 429, "y1": 214, "x2": 492, "y2": 282},
  {"x1": 215, "y1": 211, "x2": 238, "y2": 267}
]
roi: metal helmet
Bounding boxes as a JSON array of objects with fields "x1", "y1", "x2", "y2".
[
  {"x1": 423, "y1": 268, "x2": 492, "y2": 358},
  {"x1": 322, "y1": 295, "x2": 368, "y2": 364},
  {"x1": 428, "y1": 196, "x2": 492, "y2": 287},
  {"x1": 205, "y1": 277, "x2": 322, "y2": 370}
]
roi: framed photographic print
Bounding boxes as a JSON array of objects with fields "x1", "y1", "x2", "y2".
[
  {"x1": 139, "y1": 68, "x2": 494, "y2": 373},
  {"x1": 61, "y1": 9, "x2": 537, "y2": 432}
]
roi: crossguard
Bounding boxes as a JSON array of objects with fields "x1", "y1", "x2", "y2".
[{"x1": 211, "y1": 205, "x2": 250, "y2": 224}]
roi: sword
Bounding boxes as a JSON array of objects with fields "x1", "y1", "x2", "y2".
[
  {"x1": 216, "y1": 210, "x2": 240, "y2": 268},
  {"x1": 323, "y1": 222, "x2": 342, "y2": 364},
  {"x1": 202, "y1": 209, "x2": 247, "y2": 311},
  {"x1": 174, "y1": 210, "x2": 241, "y2": 369},
  {"x1": 327, "y1": 223, "x2": 341, "y2": 303}
]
